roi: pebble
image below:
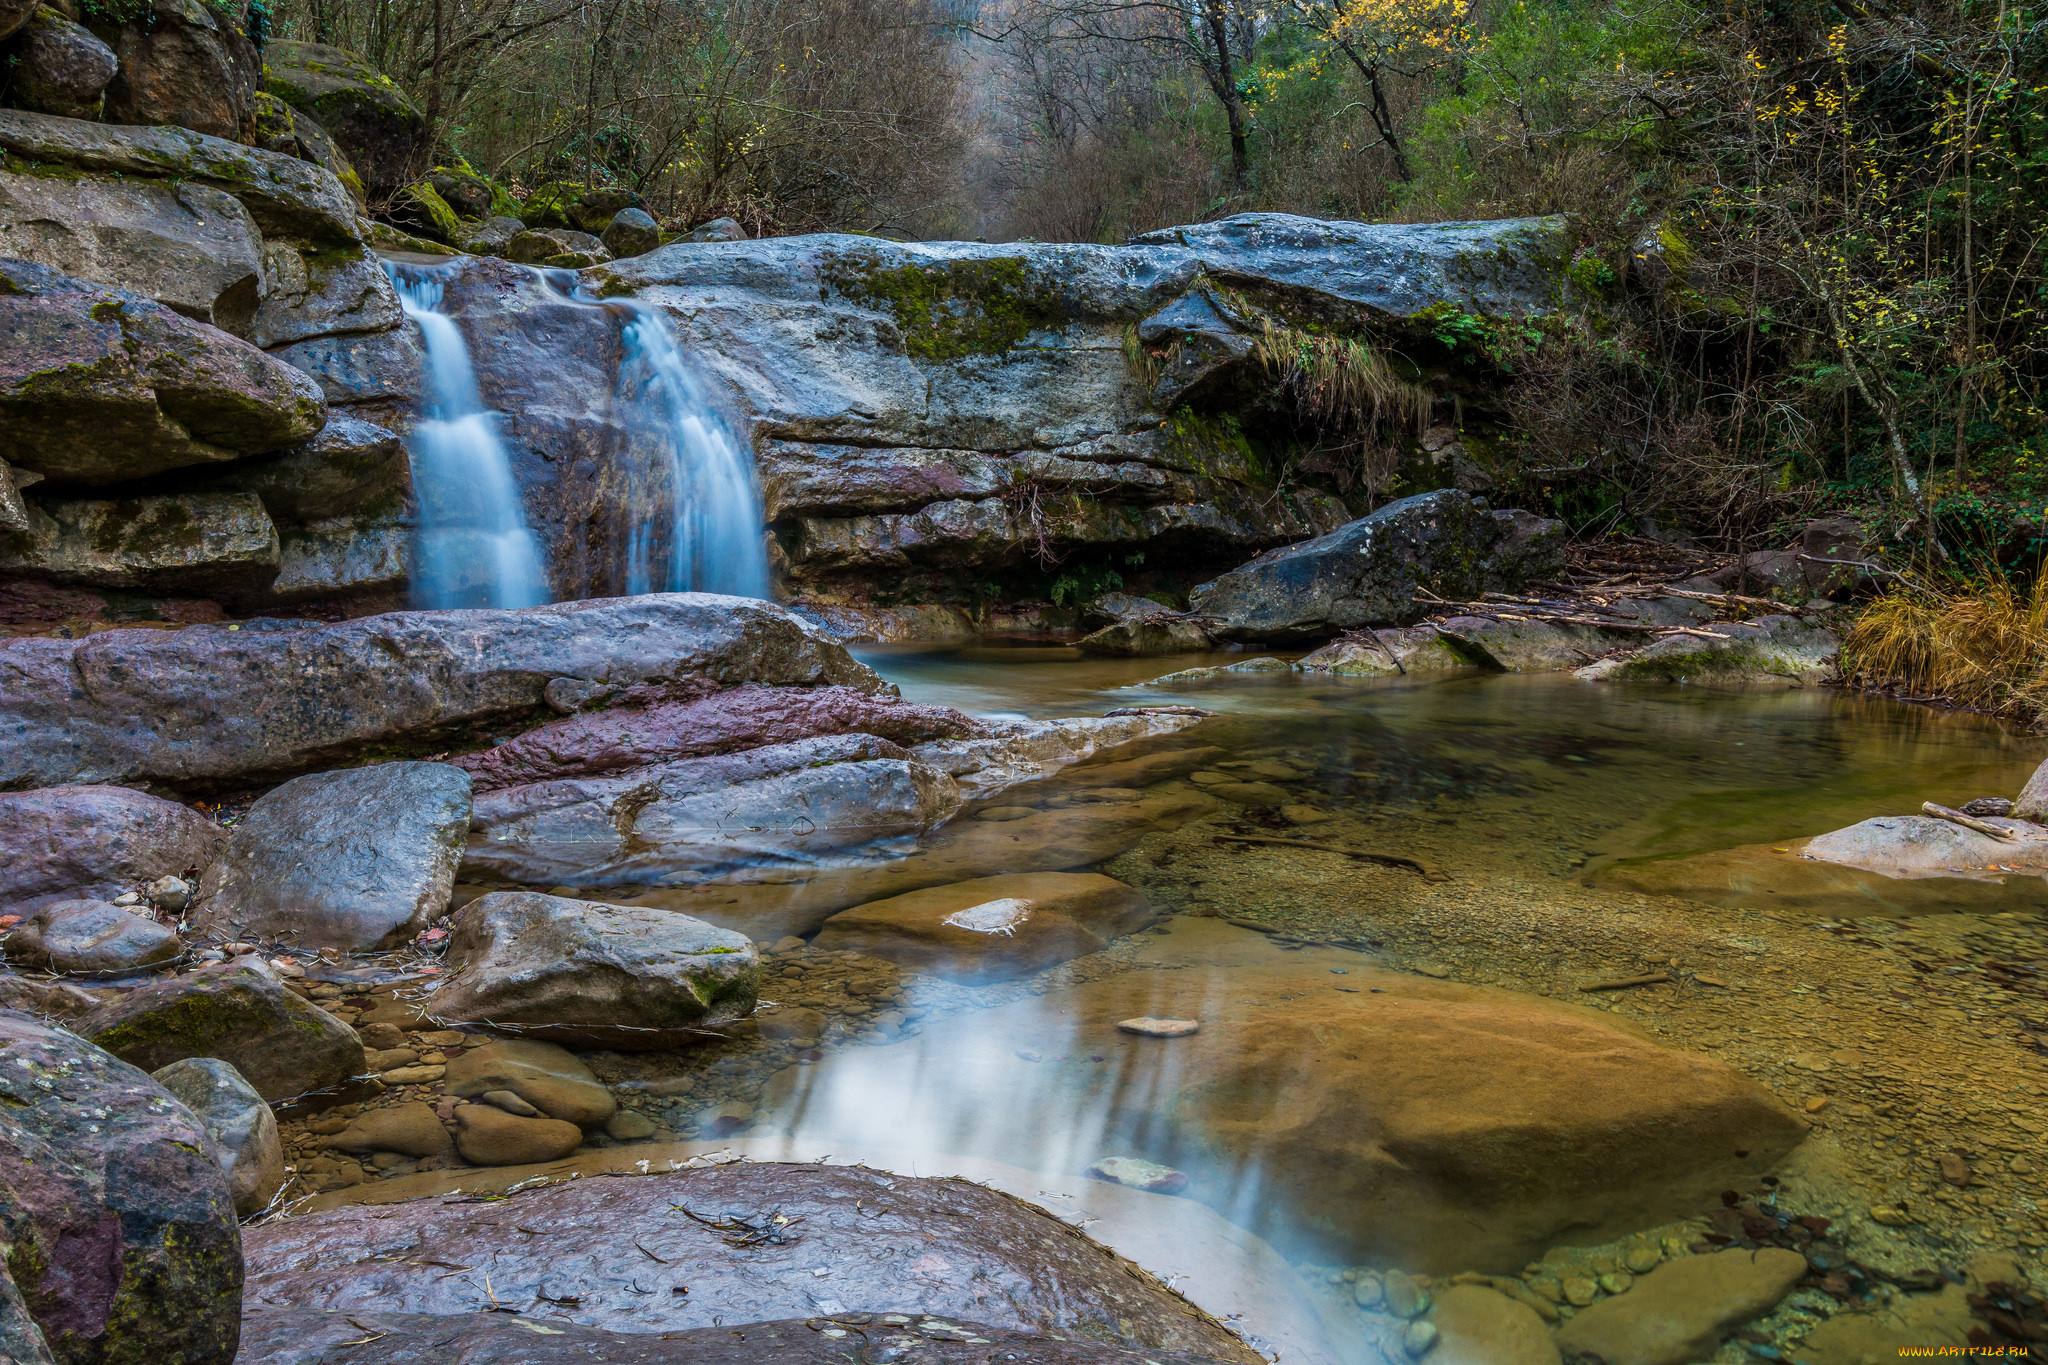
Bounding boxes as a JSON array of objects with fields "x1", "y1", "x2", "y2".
[
  {"x1": 1562, "y1": 1274, "x2": 1599, "y2": 1306},
  {"x1": 974, "y1": 806, "x2": 1037, "y2": 821},
  {"x1": 605, "y1": 1110, "x2": 658, "y2": 1141},
  {"x1": 1384, "y1": 1270, "x2": 1429, "y2": 1318},
  {"x1": 1281, "y1": 805, "x2": 1333, "y2": 825},
  {"x1": 479, "y1": 1089, "x2": 540, "y2": 1117},
  {"x1": 1086, "y1": 1156, "x2": 1188, "y2": 1194},
  {"x1": 1623, "y1": 1245, "x2": 1661, "y2": 1274},
  {"x1": 1117, "y1": 1017, "x2": 1200, "y2": 1038},
  {"x1": 380, "y1": 1065, "x2": 445, "y2": 1085},
  {"x1": 1598, "y1": 1271, "x2": 1633, "y2": 1295},
  {"x1": 1415, "y1": 964, "x2": 1451, "y2": 979},
  {"x1": 1352, "y1": 1273, "x2": 1384, "y2": 1308},
  {"x1": 1401, "y1": 1320, "x2": 1438, "y2": 1358}
]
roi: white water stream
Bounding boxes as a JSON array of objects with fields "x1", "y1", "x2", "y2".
[{"x1": 390, "y1": 268, "x2": 552, "y2": 609}]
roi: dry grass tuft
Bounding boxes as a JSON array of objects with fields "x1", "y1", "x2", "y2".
[
  {"x1": 1251, "y1": 320, "x2": 1433, "y2": 437},
  {"x1": 1840, "y1": 576, "x2": 2048, "y2": 724}
]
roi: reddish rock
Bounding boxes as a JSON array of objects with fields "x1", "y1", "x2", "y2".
[
  {"x1": 454, "y1": 683, "x2": 981, "y2": 793},
  {"x1": 0, "y1": 785, "x2": 223, "y2": 914},
  {"x1": 0, "y1": 1011, "x2": 242, "y2": 1364},
  {"x1": 234, "y1": 1308, "x2": 1239, "y2": 1364},
  {"x1": 241, "y1": 1163, "x2": 1259, "y2": 1362}
]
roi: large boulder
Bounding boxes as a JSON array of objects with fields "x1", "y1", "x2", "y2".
[
  {"x1": 8, "y1": 7, "x2": 115, "y2": 118},
  {"x1": 463, "y1": 734, "x2": 964, "y2": 885},
  {"x1": 250, "y1": 91, "x2": 363, "y2": 201},
  {"x1": 813, "y1": 873, "x2": 1154, "y2": 981},
  {"x1": 151, "y1": 1056, "x2": 286, "y2": 1216},
  {"x1": 428, "y1": 892, "x2": 760, "y2": 1048},
  {"x1": 454, "y1": 682, "x2": 980, "y2": 791},
  {"x1": 0, "y1": 0, "x2": 35, "y2": 42},
  {"x1": 0, "y1": 784, "x2": 224, "y2": 912},
  {"x1": 601, "y1": 206, "x2": 661, "y2": 258},
  {"x1": 233, "y1": 1308, "x2": 1239, "y2": 1365},
  {"x1": 1186, "y1": 491, "x2": 1566, "y2": 642},
  {"x1": 4, "y1": 899, "x2": 182, "y2": 974},
  {"x1": 239, "y1": 1163, "x2": 1262, "y2": 1362},
  {"x1": 0, "y1": 492, "x2": 281, "y2": 593},
  {"x1": 0, "y1": 259, "x2": 325, "y2": 487},
  {"x1": 0, "y1": 170, "x2": 266, "y2": 333},
  {"x1": 81, "y1": 963, "x2": 366, "y2": 1103},
  {"x1": 0, "y1": 107, "x2": 361, "y2": 241},
  {"x1": 191, "y1": 762, "x2": 471, "y2": 953},
  {"x1": 261, "y1": 41, "x2": 426, "y2": 201},
  {"x1": 0, "y1": 1010, "x2": 242, "y2": 1364},
  {"x1": 0, "y1": 593, "x2": 886, "y2": 792},
  {"x1": 100, "y1": 0, "x2": 260, "y2": 140}
]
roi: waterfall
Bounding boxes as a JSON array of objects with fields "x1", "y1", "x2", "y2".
[
  {"x1": 604, "y1": 298, "x2": 770, "y2": 599},
  {"x1": 389, "y1": 266, "x2": 552, "y2": 610}
]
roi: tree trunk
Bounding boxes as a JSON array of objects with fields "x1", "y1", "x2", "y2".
[{"x1": 1201, "y1": 0, "x2": 1251, "y2": 187}]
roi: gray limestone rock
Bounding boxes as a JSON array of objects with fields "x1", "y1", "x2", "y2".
[
  {"x1": 601, "y1": 206, "x2": 661, "y2": 259},
  {"x1": 191, "y1": 762, "x2": 473, "y2": 953},
  {"x1": 5, "y1": 899, "x2": 182, "y2": 975},
  {"x1": 1188, "y1": 491, "x2": 1567, "y2": 642},
  {"x1": 151, "y1": 1056, "x2": 286, "y2": 1215},
  {"x1": 0, "y1": 784, "x2": 224, "y2": 913},
  {"x1": 431, "y1": 892, "x2": 759, "y2": 1048},
  {"x1": 0, "y1": 593, "x2": 887, "y2": 792}
]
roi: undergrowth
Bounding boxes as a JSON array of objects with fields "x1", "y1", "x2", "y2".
[{"x1": 1840, "y1": 577, "x2": 2048, "y2": 726}]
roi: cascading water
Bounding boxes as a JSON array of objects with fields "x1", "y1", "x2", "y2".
[
  {"x1": 581, "y1": 288, "x2": 770, "y2": 599},
  {"x1": 389, "y1": 266, "x2": 552, "y2": 610}
]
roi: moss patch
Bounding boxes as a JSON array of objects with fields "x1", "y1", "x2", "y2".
[{"x1": 825, "y1": 253, "x2": 1066, "y2": 362}]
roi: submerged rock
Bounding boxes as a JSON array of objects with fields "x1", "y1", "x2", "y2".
[
  {"x1": 4, "y1": 899, "x2": 182, "y2": 975},
  {"x1": 911, "y1": 712, "x2": 1204, "y2": 804},
  {"x1": 152, "y1": 1056, "x2": 287, "y2": 1215},
  {"x1": 452, "y1": 1102, "x2": 582, "y2": 1165},
  {"x1": 1143, "y1": 657, "x2": 1291, "y2": 686},
  {"x1": 0, "y1": 785, "x2": 224, "y2": 913},
  {"x1": 239, "y1": 1163, "x2": 1262, "y2": 1362},
  {"x1": 444, "y1": 1039, "x2": 616, "y2": 1126},
  {"x1": 82, "y1": 963, "x2": 366, "y2": 1102},
  {"x1": 1429, "y1": 1285, "x2": 1560, "y2": 1365},
  {"x1": 0, "y1": 1011, "x2": 242, "y2": 1364},
  {"x1": 430, "y1": 893, "x2": 759, "y2": 1048},
  {"x1": 325, "y1": 1100, "x2": 454, "y2": 1159},
  {"x1": 1433, "y1": 615, "x2": 1631, "y2": 672},
  {"x1": 1187, "y1": 492, "x2": 1565, "y2": 643},
  {"x1": 191, "y1": 762, "x2": 472, "y2": 953},
  {"x1": 1553, "y1": 1247, "x2": 1807, "y2": 1365},
  {"x1": 813, "y1": 873, "x2": 1154, "y2": 981},
  {"x1": 0, "y1": 593, "x2": 884, "y2": 792}
]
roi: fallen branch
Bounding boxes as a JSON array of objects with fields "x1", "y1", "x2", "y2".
[
  {"x1": 1577, "y1": 972, "x2": 1674, "y2": 992},
  {"x1": 1212, "y1": 833, "x2": 1449, "y2": 881},
  {"x1": 1921, "y1": 802, "x2": 2019, "y2": 842}
]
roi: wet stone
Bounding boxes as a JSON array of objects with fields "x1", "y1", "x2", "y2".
[{"x1": 1118, "y1": 1016, "x2": 1200, "y2": 1038}]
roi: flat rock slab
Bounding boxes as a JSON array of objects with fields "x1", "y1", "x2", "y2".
[
  {"x1": 462, "y1": 735, "x2": 961, "y2": 885},
  {"x1": 1576, "y1": 615, "x2": 1839, "y2": 685},
  {"x1": 82, "y1": 962, "x2": 365, "y2": 1103},
  {"x1": 812, "y1": 873, "x2": 1153, "y2": 982},
  {"x1": 0, "y1": 593, "x2": 884, "y2": 792},
  {"x1": 234, "y1": 1308, "x2": 1239, "y2": 1365},
  {"x1": 239, "y1": 1163, "x2": 1262, "y2": 1363},
  {"x1": 0, "y1": 1011, "x2": 241, "y2": 1365},
  {"x1": 1295, "y1": 628, "x2": 1473, "y2": 676},
  {"x1": 192, "y1": 762, "x2": 472, "y2": 952},
  {"x1": 1554, "y1": 1248, "x2": 1808, "y2": 1365},
  {"x1": 428, "y1": 893, "x2": 759, "y2": 1048},
  {"x1": 455, "y1": 683, "x2": 980, "y2": 792},
  {"x1": 1800, "y1": 815, "x2": 2048, "y2": 882}
]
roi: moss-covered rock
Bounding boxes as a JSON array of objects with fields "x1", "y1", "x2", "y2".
[
  {"x1": 0, "y1": 257, "x2": 327, "y2": 486},
  {"x1": 0, "y1": 1011, "x2": 243, "y2": 1365},
  {"x1": 0, "y1": 490, "x2": 282, "y2": 594},
  {"x1": 391, "y1": 178, "x2": 460, "y2": 243},
  {"x1": 518, "y1": 178, "x2": 578, "y2": 229},
  {"x1": 428, "y1": 164, "x2": 497, "y2": 219},
  {"x1": 82, "y1": 962, "x2": 367, "y2": 1102},
  {"x1": 250, "y1": 91, "x2": 365, "y2": 203},
  {"x1": 261, "y1": 38, "x2": 424, "y2": 201},
  {"x1": 567, "y1": 183, "x2": 641, "y2": 234},
  {"x1": 826, "y1": 251, "x2": 1067, "y2": 362}
]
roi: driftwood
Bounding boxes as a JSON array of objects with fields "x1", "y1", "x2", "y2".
[
  {"x1": 1921, "y1": 801, "x2": 2019, "y2": 842},
  {"x1": 1213, "y1": 833, "x2": 1449, "y2": 881},
  {"x1": 1578, "y1": 972, "x2": 1674, "y2": 992}
]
